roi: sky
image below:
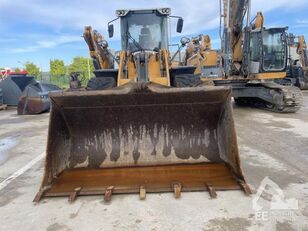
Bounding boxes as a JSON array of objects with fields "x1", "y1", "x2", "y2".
[{"x1": 0, "y1": 0, "x2": 308, "y2": 71}]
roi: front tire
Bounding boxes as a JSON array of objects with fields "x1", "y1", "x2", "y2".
[
  {"x1": 86, "y1": 77, "x2": 116, "y2": 90},
  {"x1": 173, "y1": 74, "x2": 202, "y2": 87}
]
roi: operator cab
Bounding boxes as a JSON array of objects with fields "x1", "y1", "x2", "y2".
[
  {"x1": 108, "y1": 8, "x2": 183, "y2": 52},
  {"x1": 120, "y1": 9, "x2": 169, "y2": 52},
  {"x1": 247, "y1": 27, "x2": 288, "y2": 74}
]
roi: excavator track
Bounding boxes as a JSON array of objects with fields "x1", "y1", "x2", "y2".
[
  {"x1": 217, "y1": 80, "x2": 303, "y2": 113},
  {"x1": 260, "y1": 82, "x2": 303, "y2": 113}
]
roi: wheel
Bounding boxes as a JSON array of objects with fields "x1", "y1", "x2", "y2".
[
  {"x1": 173, "y1": 74, "x2": 202, "y2": 87},
  {"x1": 86, "y1": 77, "x2": 116, "y2": 90}
]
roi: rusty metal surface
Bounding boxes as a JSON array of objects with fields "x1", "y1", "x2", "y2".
[
  {"x1": 17, "y1": 96, "x2": 49, "y2": 115},
  {"x1": 44, "y1": 163, "x2": 241, "y2": 198},
  {"x1": 17, "y1": 82, "x2": 62, "y2": 115},
  {"x1": 37, "y1": 82, "x2": 247, "y2": 199}
]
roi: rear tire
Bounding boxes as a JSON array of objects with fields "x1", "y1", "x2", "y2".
[
  {"x1": 173, "y1": 74, "x2": 202, "y2": 87},
  {"x1": 86, "y1": 77, "x2": 116, "y2": 90}
]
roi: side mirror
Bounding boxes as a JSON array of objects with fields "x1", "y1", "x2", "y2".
[
  {"x1": 176, "y1": 18, "x2": 184, "y2": 33},
  {"x1": 108, "y1": 24, "x2": 114, "y2": 38}
]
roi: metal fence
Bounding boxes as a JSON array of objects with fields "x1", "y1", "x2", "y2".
[{"x1": 41, "y1": 72, "x2": 90, "y2": 89}]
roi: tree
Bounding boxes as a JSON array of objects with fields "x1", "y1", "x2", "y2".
[
  {"x1": 50, "y1": 59, "x2": 66, "y2": 77},
  {"x1": 25, "y1": 62, "x2": 40, "y2": 79},
  {"x1": 68, "y1": 56, "x2": 94, "y2": 80},
  {"x1": 14, "y1": 68, "x2": 21, "y2": 73}
]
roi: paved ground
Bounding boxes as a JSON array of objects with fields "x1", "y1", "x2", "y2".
[{"x1": 0, "y1": 92, "x2": 307, "y2": 231}]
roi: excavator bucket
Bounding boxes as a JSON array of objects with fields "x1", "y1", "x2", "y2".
[{"x1": 35, "y1": 83, "x2": 250, "y2": 202}]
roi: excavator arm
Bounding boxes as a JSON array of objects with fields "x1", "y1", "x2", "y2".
[
  {"x1": 297, "y1": 35, "x2": 308, "y2": 68},
  {"x1": 222, "y1": 0, "x2": 249, "y2": 74},
  {"x1": 222, "y1": 0, "x2": 264, "y2": 74},
  {"x1": 83, "y1": 26, "x2": 114, "y2": 70}
]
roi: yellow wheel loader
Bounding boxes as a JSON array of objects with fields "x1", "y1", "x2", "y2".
[
  {"x1": 183, "y1": 34, "x2": 223, "y2": 81},
  {"x1": 34, "y1": 8, "x2": 250, "y2": 203}
]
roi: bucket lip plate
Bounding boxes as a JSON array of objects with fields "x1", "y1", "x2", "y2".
[{"x1": 40, "y1": 163, "x2": 245, "y2": 198}]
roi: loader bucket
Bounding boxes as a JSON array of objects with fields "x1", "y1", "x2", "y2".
[
  {"x1": 17, "y1": 82, "x2": 62, "y2": 115},
  {"x1": 35, "y1": 83, "x2": 250, "y2": 202}
]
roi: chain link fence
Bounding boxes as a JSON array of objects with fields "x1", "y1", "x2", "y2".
[{"x1": 41, "y1": 72, "x2": 90, "y2": 89}]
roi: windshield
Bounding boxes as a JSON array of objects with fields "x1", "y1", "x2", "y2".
[
  {"x1": 262, "y1": 30, "x2": 286, "y2": 71},
  {"x1": 120, "y1": 11, "x2": 168, "y2": 52}
]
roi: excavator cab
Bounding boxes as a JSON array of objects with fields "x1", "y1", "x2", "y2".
[
  {"x1": 243, "y1": 27, "x2": 288, "y2": 78},
  {"x1": 34, "y1": 8, "x2": 250, "y2": 202}
]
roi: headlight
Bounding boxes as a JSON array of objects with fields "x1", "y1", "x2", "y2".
[
  {"x1": 158, "y1": 8, "x2": 171, "y2": 15},
  {"x1": 116, "y1": 10, "x2": 129, "y2": 17}
]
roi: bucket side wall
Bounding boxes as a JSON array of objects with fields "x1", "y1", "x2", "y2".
[{"x1": 217, "y1": 96, "x2": 244, "y2": 179}]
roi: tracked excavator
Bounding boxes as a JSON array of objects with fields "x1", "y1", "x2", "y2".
[
  {"x1": 35, "y1": 8, "x2": 251, "y2": 202},
  {"x1": 218, "y1": 0, "x2": 303, "y2": 112},
  {"x1": 185, "y1": 0, "x2": 303, "y2": 113}
]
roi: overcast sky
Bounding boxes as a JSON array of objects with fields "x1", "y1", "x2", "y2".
[{"x1": 0, "y1": 0, "x2": 307, "y2": 70}]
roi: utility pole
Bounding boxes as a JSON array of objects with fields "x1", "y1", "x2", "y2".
[{"x1": 87, "y1": 58, "x2": 91, "y2": 80}]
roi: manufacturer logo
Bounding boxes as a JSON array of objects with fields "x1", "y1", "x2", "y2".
[{"x1": 252, "y1": 176, "x2": 298, "y2": 211}]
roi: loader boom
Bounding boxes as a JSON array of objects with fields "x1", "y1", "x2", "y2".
[{"x1": 83, "y1": 26, "x2": 114, "y2": 70}]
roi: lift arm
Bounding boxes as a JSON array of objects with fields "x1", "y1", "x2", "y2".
[{"x1": 83, "y1": 26, "x2": 114, "y2": 70}]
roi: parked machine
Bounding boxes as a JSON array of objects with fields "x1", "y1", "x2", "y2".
[
  {"x1": 220, "y1": 0, "x2": 303, "y2": 112},
  {"x1": 17, "y1": 81, "x2": 62, "y2": 115},
  {"x1": 186, "y1": 0, "x2": 302, "y2": 113},
  {"x1": 283, "y1": 34, "x2": 308, "y2": 90},
  {"x1": 184, "y1": 35, "x2": 223, "y2": 81},
  {"x1": 35, "y1": 8, "x2": 250, "y2": 203},
  {"x1": 0, "y1": 73, "x2": 61, "y2": 115}
]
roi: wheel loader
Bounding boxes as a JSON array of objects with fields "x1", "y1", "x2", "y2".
[
  {"x1": 34, "y1": 8, "x2": 250, "y2": 203},
  {"x1": 183, "y1": 34, "x2": 223, "y2": 81}
]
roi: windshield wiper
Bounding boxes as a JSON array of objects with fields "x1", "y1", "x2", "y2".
[{"x1": 126, "y1": 31, "x2": 143, "y2": 51}]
